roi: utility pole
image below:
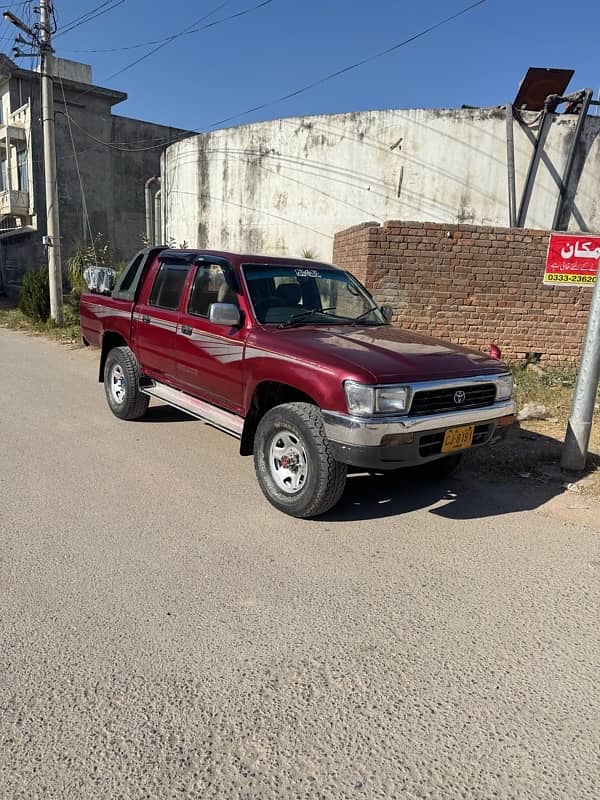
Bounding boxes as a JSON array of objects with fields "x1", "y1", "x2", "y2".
[
  {"x1": 4, "y1": 1, "x2": 63, "y2": 324},
  {"x1": 561, "y1": 272, "x2": 600, "y2": 471},
  {"x1": 39, "y1": 0, "x2": 63, "y2": 325}
]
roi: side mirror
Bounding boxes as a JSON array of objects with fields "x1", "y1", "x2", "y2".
[
  {"x1": 209, "y1": 302, "x2": 241, "y2": 327},
  {"x1": 381, "y1": 303, "x2": 393, "y2": 322}
]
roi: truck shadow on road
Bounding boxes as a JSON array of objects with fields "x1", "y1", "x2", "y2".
[
  {"x1": 323, "y1": 428, "x2": 584, "y2": 521},
  {"x1": 325, "y1": 468, "x2": 566, "y2": 522}
]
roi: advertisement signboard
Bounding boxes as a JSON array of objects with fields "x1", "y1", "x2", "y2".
[{"x1": 544, "y1": 234, "x2": 600, "y2": 286}]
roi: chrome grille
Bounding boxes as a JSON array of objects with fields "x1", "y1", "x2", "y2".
[{"x1": 410, "y1": 383, "x2": 497, "y2": 416}]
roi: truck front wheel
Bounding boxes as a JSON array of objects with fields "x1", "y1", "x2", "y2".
[
  {"x1": 254, "y1": 402, "x2": 347, "y2": 518},
  {"x1": 104, "y1": 346, "x2": 149, "y2": 420}
]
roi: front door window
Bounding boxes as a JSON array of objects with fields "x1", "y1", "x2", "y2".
[{"x1": 188, "y1": 263, "x2": 238, "y2": 317}]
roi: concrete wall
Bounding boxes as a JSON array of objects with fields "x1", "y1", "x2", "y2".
[
  {"x1": 53, "y1": 88, "x2": 189, "y2": 263},
  {"x1": 163, "y1": 107, "x2": 600, "y2": 261},
  {"x1": 0, "y1": 229, "x2": 44, "y2": 297},
  {"x1": 53, "y1": 57, "x2": 93, "y2": 85},
  {"x1": 110, "y1": 116, "x2": 185, "y2": 260},
  {"x1": 333, "y1": 220, "x2": 592, "y2": 366}
]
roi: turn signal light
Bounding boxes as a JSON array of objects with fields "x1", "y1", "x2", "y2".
[
  {"x1": 380, "y1": 433, "x2": 414, "y2": 447},
  {"x1": 497, "y1": 415, "x2": 516, "y2": 428}
]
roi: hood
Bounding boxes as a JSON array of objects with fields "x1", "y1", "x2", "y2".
[{"x1": 266, "y1": 324, "x2": 506, "y2": 382}]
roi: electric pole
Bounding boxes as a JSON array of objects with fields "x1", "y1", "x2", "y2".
[
  {"x1": 561, "y1": 272, "x2": 600, "y2": 471},
  {"x1": 4, "y1": 1, "x2": 63, "y2": 325},
  {"x1": 39, "y1": 0, "x2": 63, "y2": 325}
]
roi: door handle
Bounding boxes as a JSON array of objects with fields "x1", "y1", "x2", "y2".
[
  {"x1": 181, "y1": 325, "x2": 193, "y2": 336},
  {"x1": 142, "y1": 315, "x2": 151, "y2": 323}
]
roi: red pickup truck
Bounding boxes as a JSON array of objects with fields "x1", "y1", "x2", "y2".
[{"x1": 81, "y1": 247, "x2": 516, "y2": 518}]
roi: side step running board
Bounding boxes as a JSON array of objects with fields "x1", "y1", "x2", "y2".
[{"x1": 141, "y1": 381, "x2": 244, "y2": 439}]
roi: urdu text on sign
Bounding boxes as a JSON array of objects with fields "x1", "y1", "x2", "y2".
[{"x1": 544, "y1": 233, "x2": 600, "y2": 286}]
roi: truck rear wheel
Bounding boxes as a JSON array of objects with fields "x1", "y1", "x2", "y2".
[
  {"x1": 254, "y1": 402, "x2": 347, "y2": 518},
  {"x1": 104, "y1": 346, "x2": 149, "y2": 420}
]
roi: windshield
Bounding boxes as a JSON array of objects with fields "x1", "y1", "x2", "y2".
[{"x1": 242, "y1": 264, "x2": 386, "y2": 326}]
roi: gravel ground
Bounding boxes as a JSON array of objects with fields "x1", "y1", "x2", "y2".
[{"x1": 1, "y1": 328, "x2": 599, "y2": 799}]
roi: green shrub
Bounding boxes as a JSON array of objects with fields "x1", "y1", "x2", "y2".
[
  {"x1": 19, "y1": 267, "x2": 50, "y2": 322},
  {"x1": 66, "y1": 233, "x2": 112, "y2": 293},
  {"x1": 66, "y1": 242, "x2": 87, "y2": 293}
]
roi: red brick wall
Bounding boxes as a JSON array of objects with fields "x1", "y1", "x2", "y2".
[
  {"x1": 333, "y1": 220, "x2": 593, "y2": 365},
  {"x1": 330, "y1": 221, "x2": 377, "y2": 285}
]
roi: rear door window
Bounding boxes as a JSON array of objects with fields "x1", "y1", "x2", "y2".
[{"x1": 149, "y1": 262, "x2": 189, "y2": 310}]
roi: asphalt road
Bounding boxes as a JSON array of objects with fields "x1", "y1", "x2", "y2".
[{"x1": 1, "y1": 327, "x2": 599, "y2": 800}]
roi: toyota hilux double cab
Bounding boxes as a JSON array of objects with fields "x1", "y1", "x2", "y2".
[{"x1": 80, "y1": 247, "x2": 516, "y2": 518}]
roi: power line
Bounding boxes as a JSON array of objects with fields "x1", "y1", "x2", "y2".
[
  {"x1": 61, "y1": 0, "x2": 489, "y2": 154},
  {"x1": 63, "y1": 0, "x2": 278, "y2": 55},
  {"x1": 57, "y1": 0, "x2": 114, "y2": 29},
  {"x1": 55, "y1": 0, "x2": 125, "y2": 39},
  {"x1": 100, "y1": 0, "x2": 233, "y2": 83},
  {"x1": 60, "y1": 0, "x2": 274, "y2": 146},
  {"x1": 64, "y1": 110, "x2": 193, "y2": 152},
  {"x1": 165, "y1": 185, "x2": 333, "y2": 241},
  {"x1": 64, "y1": 1, "x2": 278, "y2": 54},
  {"x1": 58, "y1": 73, "x2": 96, "y2": 254},
  {"x1": 64, "y1": 0, "x2": 271, "y2": 104},
  {"x1": 0, "y1": 1, "x2": 31, "y2": 42},
  {"x1": 212, "y1": 0, "x2": 489, "y2": 127}
]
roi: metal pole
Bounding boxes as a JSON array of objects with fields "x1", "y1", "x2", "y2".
[
  {"x1": 561, "y1": 272, "x2": 600, "y2": 471},
  {"x1": 145, "y1": 176, "x2": 158, "y2": 245},
  {"x1": 516, "y1": 108, "x2": 548, "y2": 228},
  {"x1": 154, "y1": 189, "x2": 161, "y2": 245},
  {"x1": 551, "y1": 89, "x2": 593, "y2": 231},
  {"x1": 505, "y1": 103, "x2": 517, "y2": 228},
  {"x1": 40, "y1": 0, "x2": 63, "y2": 325}
]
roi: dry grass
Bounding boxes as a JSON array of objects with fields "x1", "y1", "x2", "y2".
[
  {"x1": 0, "y1": 297, "x2": 82, "y2": 346},
  {"x1": 467, "y1": 365, "x2": 600, "y2": 495}
]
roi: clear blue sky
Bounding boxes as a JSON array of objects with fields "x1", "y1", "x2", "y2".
[{"x1": 2, "y1": 0, "x2": 599, "y2": 132}]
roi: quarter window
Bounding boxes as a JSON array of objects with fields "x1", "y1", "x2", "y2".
[{"x1": 149, "y1": 262, "x2": 189, "y2": 310}]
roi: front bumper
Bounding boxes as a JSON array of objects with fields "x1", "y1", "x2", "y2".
[{"x1": 323, "y1": 399, "x2": 517, "y2": 470}]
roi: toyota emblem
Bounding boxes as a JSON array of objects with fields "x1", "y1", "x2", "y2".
[{"x1": 453, "y1": 390, "x2": 467, "y2": 405}]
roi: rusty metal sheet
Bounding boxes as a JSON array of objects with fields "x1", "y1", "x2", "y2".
[{"x1": 513, "y1": 67, "x2": 574, "y2": 110}]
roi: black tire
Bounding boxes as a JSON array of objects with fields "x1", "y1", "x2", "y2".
[
  {"x1": 420, "y1": 453, "x2": 463, "y2": 479},
  {"x1": 254, "y1": 402, "x2": 347, "y2": 518},
  {"x1": 103, "y1": 346, "x2": 149, "y2": 420}
]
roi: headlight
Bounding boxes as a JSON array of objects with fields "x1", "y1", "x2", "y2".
[
  {"x1": 344, "y1": 381, "x2": 375, "y2": 415},
  {"x1": 344, "y1": 382, "x2": 410, "y2": 415},
  {"x1": 375, "y1": 386, "x2": 409, "y2": 413},
  {"x1": 496, "y1": 374, "x2": 513, "y2": 401}
]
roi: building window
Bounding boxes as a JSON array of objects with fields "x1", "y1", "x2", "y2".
[
  {"x1": 17, "y1": 148, "x2": 27, "y2": 192},
  {"x1": 0, "y1": 157, "x2": 7, "y2": 191}
]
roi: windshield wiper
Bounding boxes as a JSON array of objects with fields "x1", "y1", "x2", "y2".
[
  {"x1": 350, "y1": 306, "x2": 384, "y2": 325},
  {"x1": 279, "y1": 307, "x2": 346, "y2": 328}
]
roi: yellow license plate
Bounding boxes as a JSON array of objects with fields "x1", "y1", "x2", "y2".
[{"x1": 442, "y1": 425, "x2": 474, "y2": 453}]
